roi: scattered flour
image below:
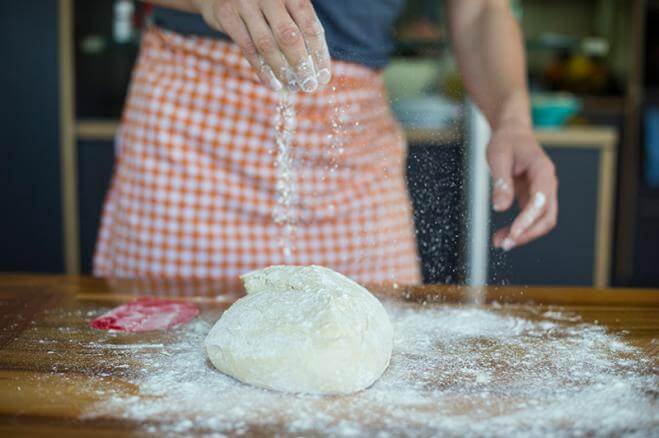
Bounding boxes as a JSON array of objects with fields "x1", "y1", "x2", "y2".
[
  {"x1": 326, "y1": 85, "x2": 345, "y2": 178},
  {"x1": 77, "y1": 302, "x2": 658, "y2": 436},
  {"x1": 272, "y1": 90, "x2": 299, "y2": 262}
]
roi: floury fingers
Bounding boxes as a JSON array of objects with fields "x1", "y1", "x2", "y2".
[
  {"x1": 512, "y1": 191, "x2": 547, "y2": 239},
  {"x1": 501, "y1": 191, "x2": 547, "y2": 251}
]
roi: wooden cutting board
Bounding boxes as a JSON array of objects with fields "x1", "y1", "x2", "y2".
[{"x1": 0, "y1": 274, "x2": 657, "y2": 436}]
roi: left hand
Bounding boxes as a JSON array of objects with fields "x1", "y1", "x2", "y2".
[{"x1": 486, "y1": 123, "x2": 558, "y2": 251}]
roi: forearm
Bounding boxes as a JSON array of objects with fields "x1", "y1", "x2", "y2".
[
  {"x1": 140, "y1": 0, "x2": 197, "y2": 13},
  {"x1": 446, "y1": 0, "x2": 531, "y2": 130}
]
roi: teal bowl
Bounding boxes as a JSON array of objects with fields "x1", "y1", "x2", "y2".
[{"x1": 531, "y1": 94, "x2": 581, "y2": 128}]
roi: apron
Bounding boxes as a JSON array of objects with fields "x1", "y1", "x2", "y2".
[{"x1": 94, "y1": 27, "x2": 421, "y2": 285}]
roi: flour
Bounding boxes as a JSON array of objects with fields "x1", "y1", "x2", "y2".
[
  {"x1": 315, "y1": 84, "x2": 346, "y2": 219},
  {"x1": 327, "y1": 85, "x2": 345, "y2": 176},
  {"x1": 81, "y1": 302, "x2": 658, "y2": 436},
  {"x1": 272, "y1": 90, "x2": 298, "y2": 261}
]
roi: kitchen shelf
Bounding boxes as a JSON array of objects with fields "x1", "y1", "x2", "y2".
[
  {"x1": 534, "y1": 126, "x2": 617, "y2": 149},
  {"x1": 404, "y1": 126, "x2": 462, "y2": 144},
  {"x1": 76, "y1": 119, "x2": 120, "y2": 141},
  {"x1": 75, "y1": 120, "x2": 617, "y2": 149},
  {"x1": 76, "y1": 119, "x2": 466, "y2": 146},
  {"x1": 580, "y1": 96, "x2": 626, "y2": 115},
  {"x1": 394, "y1": 37, "x2": 605, "y2": 55}
]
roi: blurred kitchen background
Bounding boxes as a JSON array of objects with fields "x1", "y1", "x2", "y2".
[{"x1": 1, "y1": 0, "x2": 658, "y2": 287}]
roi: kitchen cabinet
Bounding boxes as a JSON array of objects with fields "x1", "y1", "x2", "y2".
[
  {"x1": 0, "y1": 0, "x2": 63, "y2": 273},
  {"x1": 77, "y1": 141, "x2": 115, "y2": 274},
  {"x1": 407, "y1": 139, "x2": 464, "y2": 284}
]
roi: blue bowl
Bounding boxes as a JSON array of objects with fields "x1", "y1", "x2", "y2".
[{"x1": 531, "y1": 94, "x2": 581, "y2": 128}]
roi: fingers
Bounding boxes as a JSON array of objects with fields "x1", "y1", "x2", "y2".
[
  {"x1": 261, "y1": 1, "x2": 318, "y2": 92},
  {"x1": 508, "y1": 191, "x2": 548, "y2": 242},
  {"x1": 493, "y1": 192, "x2": 547, "y2": 252},
  {"x1": 237, "y1": 6, "x2": 293, "y2": 90},
  {"x1": 492, "y1": 225, "x2": 511, "y2": 250},
  {"x1": 286, "y1": 0, "x2": 331, "y2": 85},
  {"x1": 508, "y1": 161, "x2": 556, "y2": 240},
  {"x1": 200, "y1": 0, "x2": 329, "y2": 92},
  {"x1": 510, "y1": 195, "x2": 558, "y2": 247},
  {"x1": 492, "y1": 195, "x2": 556, "y2": 251},
  {"x1": 487, "y1": 145, "x2": 515, "y2": 212},
  {"x1": 206, "y1": 2, "x2": 282, "y2": 91},
  {"x1": 493, "y1": 158, "x2": 558, "y2": 251}
]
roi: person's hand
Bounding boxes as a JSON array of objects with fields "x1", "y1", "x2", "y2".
[
  {"x1": 192, "y1": 0, "x2": 331, "y2": 92},
  {"x1": 487, "y1": 123, "x2": 558, "y2": 251}
]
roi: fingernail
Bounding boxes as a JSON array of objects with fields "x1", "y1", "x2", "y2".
[
  {"x1": 493, "y1": 196, "x2": 506, "y2": 211},
  {"x1": 295, "y1": 56, "x2": 317, "y2": 93},
  {"x1": 494, "y1": 178, "x2": 512, "y2": 193},
  {"x1": 501, "y1": 238, "x2": 515, "y2": 251},
  {"x1": 262, "y1": 65, "x2": 282, "y2": 91},
  {"x1": 281, "y1": 67, "x2": 298, "y2": 92},
  {"x1": 317, "y1": 68, "x2": 331, "y2": 85},
  {"x1": 301, "y1": 76, "x2": 318, "y2": 93},
  {"x1": 270, "y1": 79, "x2": 283, "y2": 91}
]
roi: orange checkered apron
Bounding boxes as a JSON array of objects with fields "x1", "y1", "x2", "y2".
[{"x1": 94, "y1": 27, "x2": 421, "y2": 285}]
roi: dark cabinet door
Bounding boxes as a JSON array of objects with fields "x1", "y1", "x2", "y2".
[
  {"x1": 634, "y1": 198, "x2": 659, "y2": 287},
  {"x1": 406, "y1": 143, "x2": 464, "y2": 284},
  {"x1": 0, "y1": 1, "x2": 63, "y2": 272},
  {"x1": 78, "y1": 141, "x2": 115, "y2": 274}
]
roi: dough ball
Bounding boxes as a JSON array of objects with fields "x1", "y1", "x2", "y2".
[{"x1": 205, "y1": 265, "x2": 393, "y2": 394}]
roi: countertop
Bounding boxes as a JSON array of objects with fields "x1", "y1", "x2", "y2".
[{"x1": 0, "y1": 275, "x2": 656, "y2": 436}]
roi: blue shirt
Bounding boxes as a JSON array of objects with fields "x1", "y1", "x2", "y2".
[{"x1": 152, "y1": 0, "x2": 406, "y2": 69}]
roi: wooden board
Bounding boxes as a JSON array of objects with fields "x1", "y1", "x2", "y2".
[{"x1": 0, "y1": 275, "x2": 657, "y2": 436}]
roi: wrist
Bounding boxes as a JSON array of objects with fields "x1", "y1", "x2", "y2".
[
  {"x1": 190, "y1": 0, "x2": 217, "y2": 28},
  {"x1": 491, "y1": 90, "x2": 532, "y2": 131},
  {"x1": 188, "y1": 0, "x2": 206, "y2": 13}
]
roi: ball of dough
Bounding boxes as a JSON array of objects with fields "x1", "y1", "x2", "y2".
[{"x1": 205, "y1": 265, "x2": 393, "y2": 394}]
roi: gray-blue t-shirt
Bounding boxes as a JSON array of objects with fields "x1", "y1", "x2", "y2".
[{"x1": 152, "y1": 0, "x2": 406, "y2": 69}]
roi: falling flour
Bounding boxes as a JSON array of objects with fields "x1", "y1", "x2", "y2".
[
  {"x1": 272, "y1": 90, "x2": 299, "y2": 261},
  {"x1": 316, "y1": 85, "x2": 346, "y2": 219},
  {"x1": 78, "y1": 303, "x2": 658, "y2": 436},
  {"x1": 271, "y1": 87, "x2": 347, "y2": 257},
  {"x1": 326, "y1": 85, "x2": 345, "y2": 177}
]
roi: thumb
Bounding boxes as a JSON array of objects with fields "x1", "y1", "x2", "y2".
[{"x1": 486, "y1": 143, "x2": 514, "y2": 212}]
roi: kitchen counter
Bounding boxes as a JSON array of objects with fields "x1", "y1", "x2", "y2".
[
  {"x1": 0, "y1": 275, "x2": 656, "y2": 436},
  {"x1": 402, "y1": 125, "x2": 618, "y2": 146}
]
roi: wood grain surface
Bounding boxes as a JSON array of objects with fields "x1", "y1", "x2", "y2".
[{"x1": 0, "y1": 274, "x2": 657, "y2": 436}]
